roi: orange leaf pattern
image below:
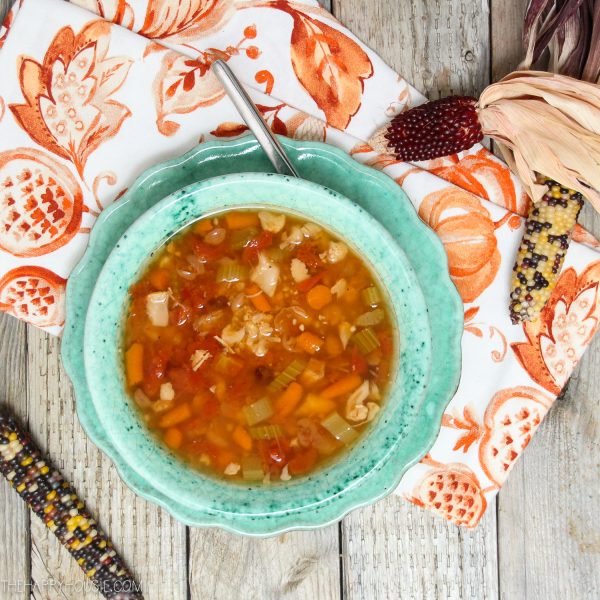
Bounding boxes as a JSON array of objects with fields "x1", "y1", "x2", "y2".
[
  {"x1": 512, "y1": 262, "x2": 600, "y2": 394},
  {"x1": 72, "y1": 0, "x2": 135, "y2": 27},
  {"x1": 139, "y1": 0, "x2": 236, "y2": 43},
  {"x1": 153, "y1": 50, "x2": 225, "y2": 136},
  {"x1": 9, "y1": 20, "x2": 133, "y2": 179},
  {"x1": 1, "y1": 0, "x2": 600, "y2": 529},
  {"x1": 288, "y1": 10, "x2": 373, "y2": 129}
]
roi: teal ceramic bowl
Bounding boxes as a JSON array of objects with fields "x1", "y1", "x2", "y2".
[
  {"x1": 83, "y1": 173, "x2": 431, "y2": 533},
  {"x1": 62, "y1": 137, "x2": 463, "y2": 536}
]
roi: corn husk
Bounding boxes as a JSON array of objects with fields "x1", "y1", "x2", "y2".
[
  {"x1": 521, "y1": 0, "x2": 600, "y2": 83},
  {"x1": 477, "y1": 70, "x2": 600, "y2": 211}
]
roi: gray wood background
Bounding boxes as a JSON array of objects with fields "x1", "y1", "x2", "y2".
[{"x1": 1, "y1": 1, "x2": 599, "y2": 599}]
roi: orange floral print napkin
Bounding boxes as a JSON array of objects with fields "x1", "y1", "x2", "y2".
[{"x1": 1, "y1": 0, "x2": 599, "y2": 528}]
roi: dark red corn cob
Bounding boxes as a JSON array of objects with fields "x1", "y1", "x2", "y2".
[
  {"x1": 0, "y1": 408, "x2": 143, "y2": 599},
  {"x1": 369, "y1": 96, "x2": 483, "y2": 161}
]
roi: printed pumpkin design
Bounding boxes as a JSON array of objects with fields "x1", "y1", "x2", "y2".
[
  {"x1": 442, "y1": 386, "x2": 553, "y2": 487},
  {"x1": 512, "y1": 262, "x2": 600, "y2": 395},
  {"x1": 9, "y1": 20, "x2": 133, "y2": 179},
  {"x1": 418, "y1": 187, "x2": 501, "y2": 303},
  {"x1": 426, "y1": 148, "x2": 529, "y2": 216},
  {"x1": 0, "y1": 148, "x2": 84, "y2": 257},
  {"x1": 408, "y1": 460, "x2": 487, "y2": 528},
  {"x1": 0, "y1": 266, "x2": 66, "y2": 327}
]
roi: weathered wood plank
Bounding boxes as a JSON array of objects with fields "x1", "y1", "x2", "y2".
[
  {"x1": 491, "y1": 1, "x2": 600, "y2": 599},
  {"x1": 332, "y1": 2, "x2": 499, "y2": 599},
  {"x1": 188, "y1": 527, "x2": 341, "y2": 600},
  {"x1": 490, "y1": 0, "x2": 528, "y2": 81},
  {"x1": 26, "y1": 328, "x2": 188, "y2": 600},
  {"x1": 0, "y1": 314, "x2": 30, "y2": 600},
  {"x1": 342, "y1": 498, "x2": 498, "y2": 600},
  {"x1": 333, "y1": 0, "x2": 490, "y2": 99}
]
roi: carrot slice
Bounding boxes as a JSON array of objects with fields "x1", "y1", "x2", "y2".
[
  {"x1": 164, "y1": 427, "x2": 183, "y2": 449},
  {"x1": 306, "y1": 285, "x2": 332, "y2": 310},
  {"x1": 296, "y1": 332, "x2": 323, "y2": 354},
  {"x1": 325, "y1": 334, "x2": 343, "y2": 357},
  {"x1": 246, "y1": 283, "x2": 271, "y2": 312},
  {"x1": 159, "y1": 403, "x2": 192, "y2": 428},
  {"x1": 232, "y1": 425, "x2": 253, "y2": 451},
  {"x1": 225, "y1": 211, "x2": 260, "y2": 230},
  {"x1": 125, "y1": 343, "x2": 144, "y2": 386},
  {"x1": 193, "y1": 219, "x2": 213, "y2": 234},
  {"x1": 295, "y1": 393, "x2": 336, "y2": 417},
  {"x1": 321, "y1": 373, "x2": 362, "y2": 399},
  {"x1": 274, "y1": 382, "x2": 304, "y2": 417}
]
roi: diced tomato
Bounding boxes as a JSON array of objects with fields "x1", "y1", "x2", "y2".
[
  {"x1": 193, "y1": 239, "x2": 221, "y2": 261},
  {"x1": 350, "y1": 347, "x2": 369, "y2": 376},
  {"x1": 140, "y1": 346, "x2": 168, "y2": 397},
  {"x1": 242, "y1": 230, "x2": 273, "y2": 264},
  {"x1": 167, "y1": 366, "x2": 205, "y2": 395},
  {"x1": 295, "y1": 243, "x2": 322, "y2": 271},
  {"x1": 180, "y1": 282, "x2": 218, "y2": 311},
  {"x1": 296, "y1": 272, "x2": 324, "y2": 293},
  {"x1": 287, "y1": 447, "x2": 318, "y2": 475},
  {"x1": 259, "y1": 439, "x2": 289, "y2": 468},
  {"x1": 171, "y1": 304, "x2": 190, "y2": 327},
  {"x1": 187, "y1": 439, "x2": 220, "y2": 458},
  {"x1": 187, "y1": 336, "x2": 221, "y2": 357}
]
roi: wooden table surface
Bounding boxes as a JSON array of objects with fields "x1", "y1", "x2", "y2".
[{"x1": 1, "y1": 1, "x2": 599, "y2": 599}]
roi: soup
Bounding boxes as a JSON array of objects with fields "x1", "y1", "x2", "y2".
[{"x1": 123, "y1": 209, "x2": 395, "y2": 483}]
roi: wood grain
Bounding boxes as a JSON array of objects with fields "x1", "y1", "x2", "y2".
[
  {"x1": 189, "y1": 527, "x2": 341, "y2": 600},
  {"x1": 342, "y1": 497, "x2": 499, "y2": 600},
  {"x1": 333, "y1": 0, "x2": 490, "y2": 99},
  {"x1": 26, "y1": 329, "x2": 188, "y2": 600}
]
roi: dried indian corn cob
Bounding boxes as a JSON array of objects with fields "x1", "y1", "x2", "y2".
[
  {"x1": 509, "y1": 176, "x2": 584, "y2": 323},
  {"x1": 0, "y1": 409, "x2": 143, "y2": 599}
]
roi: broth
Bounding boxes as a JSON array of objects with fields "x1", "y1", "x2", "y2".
[{"x1": 123, "y1": 209, "x2": 395, "y2": 483}]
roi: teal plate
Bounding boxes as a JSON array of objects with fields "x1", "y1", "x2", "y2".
[{"x1": 62, "y1": 137, "x2": 463, "y2": 536}]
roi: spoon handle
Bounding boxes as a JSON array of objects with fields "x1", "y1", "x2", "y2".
[
  {"x1": 212, "y1": 60, "x2": 299, "y2": 178},
  {"x1": 0, "y1": 408, "x2": 143, "y2": 599}
]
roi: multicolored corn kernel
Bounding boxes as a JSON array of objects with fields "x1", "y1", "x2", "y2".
[
  {"x1": 0, "y1": 409, "x2": 143, "y2": 599},
  {"x1": 509, "y1": 176, "x2": 584, "y2": 324}
]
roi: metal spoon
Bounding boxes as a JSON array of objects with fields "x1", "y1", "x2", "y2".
[{"x1": 212, "y1": 60, "x2": 300, "y2": 178}]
